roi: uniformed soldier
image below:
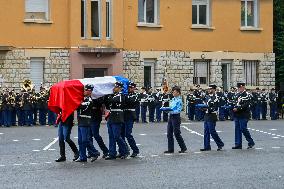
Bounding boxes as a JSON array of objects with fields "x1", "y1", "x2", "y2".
[
  {"x1": 123, "y1": 82, "x2": 140, "y2": 157},
  {"x1": 254, "y1": 87, "x2": 262, "y2": 120},
  {"x1": 37, "y1": 87, "x2": 48, "y2": 126},
  {"x1": 260, "y1": 89, "x2": 268, "y2": 120},
  {"x1": 217, "y1": 88, "x2": 227, "y2": 121},
  {"x1": 10, "y1": 90, "x2": 17, "y2": 126},
  {"x1": 232, "y1": 82, "x2": 255, "y2": 149},
  {"x1": 0, "y1": 91, "x2": 3, "y2": 127},
  {"x1": 200, "y1": 85, "x2": 224, "y2": 151},
  {"x1": 154, "y1": 88, "x2": 163, "y2": 122},
  {"x1": 55, "y1": 112, "x2": 79, "y2": 162},
  {"x1": 135, "y1": 89, "x2": 141, "y2": 123},
  {"x1": 186, "y1": 89, "x2": 196, "y2": 121},
  {"x1": 30, "y1": 89, "x2": 38, "y2": 125},
  {"x1": 227, "y1": 87, "x2": 236, "y2": 121},
  {"x1": 140, "y1": 87, "x2": 148, "y2": 123},
  {"x1": 15, "y1": 91, "x2": 24, "y2": 126},
  {"x1": 47, "y1": 89, "x2": 57, "y2": 126},
  {"x1": 23, "y1": 92, "x2": 33, "y2": 126},
  {"x1": 89, "y1": 97, "x2": 109, "y2": 158},
  {"x1": 76, "y1": 84, "x2": 100, "y2": 162},
  {"x1": 162, "y1": 89, "x2": 171, "y2": 122},
  {"x1": 194, "y1": 85, "x2": 203, "y2": 121},
  {"x1": 164, "y1": 86, "x2": 187, "y2": 154},
  {"x1": 147, "y1": 87, "x2": 156, "y2": 123},
  {"x1": 105, "y1": 81, "x2": 128, "y2": 160},
  {"x1": 2, "y1": 89, "x2": 9, "y2": 127},
  {"x1": 7, "y1": 90, "x2": 15, "y2": 127},
  {"x1": 269, "y1": 88, "x2": 278, "y2": 120}
]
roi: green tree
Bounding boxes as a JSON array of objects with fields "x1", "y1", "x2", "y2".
[{"x1": 274, "y1": 0, "x2": 284, "y2": 88}]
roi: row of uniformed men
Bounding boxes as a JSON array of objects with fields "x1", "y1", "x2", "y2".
[
  {"x1": 0, "y1": 87, "x2": 57, "y2": 127},
  {"x1": 56, "y1": 81, "x2": 141, "y2": 162},
  {"x1": 186, "y1": 86, "x2": 279, "y2": 122}
]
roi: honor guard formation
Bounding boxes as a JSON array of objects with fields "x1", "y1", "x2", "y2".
[{"x1": 0, "y1": 79, "x2": 283, "y2": 162}]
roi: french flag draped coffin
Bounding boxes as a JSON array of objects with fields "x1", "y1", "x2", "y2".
[{"x1": 48, "y1": 76, "x2": 129, "y2": 122}]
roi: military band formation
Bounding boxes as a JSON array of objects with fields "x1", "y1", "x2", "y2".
[{"x1": 0, "y1": 79, "x2": 282, "y2": 162}]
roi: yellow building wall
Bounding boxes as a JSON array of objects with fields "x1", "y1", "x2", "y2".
[
  {"x1": 123, "y1": 0, "x2": 273, "y2": 53},
  {"x1": 0, "y1": 0, "x2": 70, "y2": 47}
]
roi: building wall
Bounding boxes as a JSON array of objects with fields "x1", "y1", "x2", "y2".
[
  {"x1": 0, "y1": 49, "x2": 70, "y2": 90},
  {"x1": 123, "y1": 0, "x2": 273, "y2": 53},
  {"x1": 123, "y1": 51, "x2": 275, "y2": 93}
]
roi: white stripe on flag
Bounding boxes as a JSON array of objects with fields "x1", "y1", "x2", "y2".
[{"x1": 79, "y1": 76, "x2": 117, "y2": 99}]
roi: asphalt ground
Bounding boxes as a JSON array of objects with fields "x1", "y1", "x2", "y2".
[{"x1": 0, "y1": 120, "x2": 284, "y2": 189}]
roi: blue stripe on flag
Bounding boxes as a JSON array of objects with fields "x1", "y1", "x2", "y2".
[{"x1": 113, "y1": 75, "x2": 129, "y2": 94}]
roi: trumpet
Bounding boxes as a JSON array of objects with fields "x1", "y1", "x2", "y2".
[{"x1": 22, "y1": 79, "x2": 34, "y2": 92}]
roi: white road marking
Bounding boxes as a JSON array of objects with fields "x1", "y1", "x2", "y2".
[
  {"x1": 216, "y1": 131, "x2": 222, "y2": 133},
  {"x1": 29, "y1": 163, "x2": 39, "y2": 165},
  {"x1": 151, "y1": 155, "x2": 159, "y2": 157},
  {"x1": 13, "y1": 164, "x2": 22, "y2": 166},
  {"x1": 45, "y1": 162, "x2": 52, "y2": 164},
  {"x1": 194, "y1": 152, "x2": 202, "y2": 154},
  {"x1": 32, "y1": 139, "x2": 41, "y2": 141},
  {"x1": 272, "y1": 147, "x2": 281, "y2": 149},
  {"x1": 255, "y1": 130, "x2": 259, "y2": 132},
  {"x1": 0, "y1": 165, "x2": 5, "y2": 167},
  {"x1": 164, "y1": 153, "x2": 173, "y2": 156},
  {"x1": 32, "y1": 150, "x2": 40, "y2": 152},
  {"x1": 43, "y1": 137, "x2": 58, "y2": 151},
  {"x1": 137, "y1": 155, "x2": 145, "y2": 158},
  {"x1": 136, "y1": 144, "x2": 141, "y2": 146},
  {"x1": 270, "y1": 129, "x2": 277, "y2": 131},
  {"x1": 272, "y1": 137, "x2": 279, "y2": 139},
  {"x1": 48, "y1": 149, "x2": 56, "y2": 151},
  {"x1": 0, "y1": 133, "x2": 4, "y2": 135},
  {"x1": 181, "y1": 123, "x2": 192, "y2": 125},
  {"x1": 13, "y1": 140, "x2": 19, "y2": 142},
  {"x1": 255, "y1": 148, "x2": 263, "y2": 150},
  {"x1": 277, "y1": 135, "x2": 281, "y2": 137},
  {"x1": 139, "y1": 134, "x2": 147, "y2": 136},
  {"x1": 182, "y1": 126, "x2": 214, "y2": 142},
  {"x1": 272, "y1": 134, "x2": 276, "y2": 136}
]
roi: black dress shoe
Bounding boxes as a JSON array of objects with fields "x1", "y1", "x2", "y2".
[
  {"x1": 73, "y1": 153, "x2": 79, "y2": 161},
  {"x1": 105, "y1": 156, "x2": 116, "y2": 160},
  {"x1": 232, "y1": 146, "x2": 242, "y2": 149},
  {"x1": 55, "y1": 157, "x2": 66, "y2": 162},
  {"x1": 200, "y1": 148, "x2": 211, "y2": 151},
  {"x1": 130, "y1": 153, "x2": 139, "y2": 158},
  {"x1": 120, "y1": 155, "x2": 128, "y2": 159},
  {"x1": 75, "y1": 159, "x2": 87, "y2": 162},
  {"x1": 247, "y1": 144, "x2": 255, "y2": 149},
  {"x1": 87, "y1": 155, "x2": 91, "y2": 158},
  {"x1": 179, "y1": 149, "x2": 187, "y2": 153},
  {"x1": 116, "y1": 154, "x2": 122, "y2": 158},
  {"x1": 102, "y1": 153, "x2": 109, "y2": 159},
  {"x1": 164, "y1": 150, "x2": 174, "y2": 154},
  {"x1": 217, "y1": 146, "x2": 223, "y2": 151},
  {"x1": 90, "y1": 155, "x2": 99, "y2": 162}
]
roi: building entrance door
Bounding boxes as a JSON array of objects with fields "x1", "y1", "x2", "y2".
[
  {"x1": 221, "y1": 60, "x2": 231, "y2": 91},
  {"x1": 84, "y1": 68, "x2": 107, "y2": 78}
]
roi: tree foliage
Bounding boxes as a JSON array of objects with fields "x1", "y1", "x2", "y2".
[{"x1": 274, "y1": 0, "x2": 284, "y2": 88}]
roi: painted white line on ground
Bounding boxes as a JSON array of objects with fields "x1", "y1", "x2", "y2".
[
  {"x1": 139, "y1": 134, "x2": 147, "y2": 136},
  {"x1": 0, "y1": 133, "x2": 4, "y2": 135},
  {"x1": 29, "y1": 163, "x2": 39, "y2": 165},
  {"x1": 272, "y1": 134, "x2": 276, "y2": 136},
  {"x1": 13, "y1": 164, "x2": 22, "y2": 166},
  {"x1": 181, "y1": 123, "x2": 192, "y2": 125},
  {"x1": 272, "y1": 137, "x2": 279, "y2": 139},
  {"x1": 272, "y1": 147, "x2": 281, "y2": 149},
  {"x1": 255, "y1": 148, "x2": 263, "y2": 150},
  {"x1": 277, "y1": 135, "x2": 282, "y2": 137},
  {"x1": 32, "y1": 139, "x2": 41, "y2": 141},
  {"x1": 255, "y1": 130, "x2": 259, "y2": 132},
  {"x1": 250, "y1": 129, "x2": 255, "y2": 131},
  {"x1": 32, "y1": 150, "x2": 40, "y2": 152},
  {"x1": 136, "y1": 144, "x2": 141, "y2": 146},
  {"x1": 45, "y1": 162, "x2": 52, "y2": 164},
  {"x1": 182, "y1": 126, "x2": 214, "y2": 142},
  {"x1": 267, "y1": 133, "x2": 272, "y2": 135},
  {"x1": 164, "y1": 153, "x2": 173, "y2": 156},
  {"x1": 0, "y1": 165, "x2": 5, "y2": 167},
  {"x1": 13, "y1": 140, "x2": 19, "y2": 142},
  {"x1": 151, "y1": 155, "x2": 159, "y2": 157},
  {"x1": 216, "y1": 131, "x2": 222, "y2": 133},
  {"x1": 270, "y1": 129, "x2": 277, "y2": 131},
  {"x1": 194, "y1": 152, "x2": 202, "y2": 154},
  {"x1": 137, "y1": 155, "x2": 145, "y2": 158},
  {"x1": 48, "y1": 149, "x2": 56, "y2": 151},
  {"x1": 43, "y1": 137, "x2": 58, "y2": 151},
  {"x1": 249, "y1": 128, "x2": 284, "y2": 138}
]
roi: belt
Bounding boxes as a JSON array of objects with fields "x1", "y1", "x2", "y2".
[
  {"x1": 111, "y1": 109, "x2": 123, "y2": 112},
  {"x1": 79, "y1": 115, "x2": 91, "y2": 118},
  {"x1": 125, "y1": 109, "x2": 135, "y2": 111}
]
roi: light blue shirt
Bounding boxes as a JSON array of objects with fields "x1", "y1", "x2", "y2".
[{"x1": 169, "y1": 96, "x2": 183, "y2": 114}]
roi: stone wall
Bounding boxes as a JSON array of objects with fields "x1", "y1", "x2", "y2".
[
  {"x1": 0, "y1": 48, "x2": 70, "y2": 91},
  {"x1": 123, "y1": 51, "x2": 276, "y2": 92}
]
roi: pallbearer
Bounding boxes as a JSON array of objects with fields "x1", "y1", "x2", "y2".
[
  {"x1": 163, "y1": 86, "x2": 187, "y2": 154},
  {"x1": 232, "y1": 82, "x2": 255, "y2": 150},
  {"x1": 200, "y1": 84, "x2": 224, "y2": 151}
]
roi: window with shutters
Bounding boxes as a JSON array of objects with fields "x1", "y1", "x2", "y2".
[
  {"x1": 25, "y1": 0, "x2": 49, "y2": 21},
  {"x1": 138, "y1": 0, "x2": 160, "y2": 24},
  {"x1": 91, "y1": 0, "x2": 101, "y2": 38},
  {"x1": 241, "y1": 0, "x2": 259, "y2": 27},
  {"x1": 243, "y1": 60, "x2": 259, "y2": 86},
  {"x1": 192, "y1": 0, "x2": 211, "y2": 26},
  {"x1": 30, "y1": 58, "x2": 44, "y2": 92},
  {"x1": 81, "y1": 0, "x2": 87, "y2": 38},
  {"x1": 193, "y1": 60, "x2": 210, "y2": 85},
  {"x1": 106, "y1": 0, "x2": 112, "y2": 39}
]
